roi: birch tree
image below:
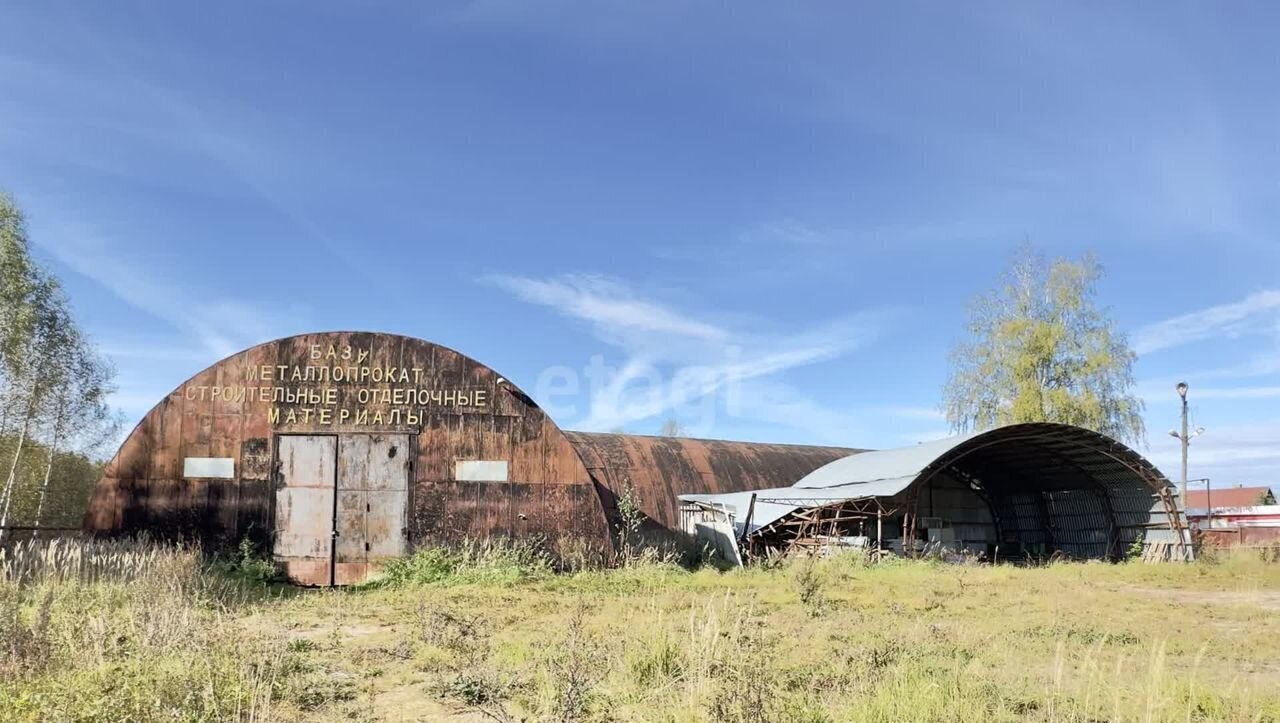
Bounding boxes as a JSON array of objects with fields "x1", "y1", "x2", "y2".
[
  {"x1": 34, "y1": 327, "x2": 117, "y2": 527},
  {"x1": 943, "y1": 246, "x2": 1145, "y2": 445},
  {"x1": 0, "y1": 194, "x2": 54, "y2": 534},
  {"x1": 0, "y1": 193, "x2": 117, "y2": 537}
]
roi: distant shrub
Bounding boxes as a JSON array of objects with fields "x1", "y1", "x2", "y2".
[
  {"x1": 372, "y1": 538, "x2": 554, "y2": 587},
  {"x1": 546, "y1": 556, "x2": 692, "y2": 595},
  {"x1": 290, "y1": 671, "x2": 358, "y2": 710},
  {"x1": 414, "y1": 601, "x2": 524, "y2": 721},
  {"x1": 544, "y1": 604, "x2": 605, "y2": 722},
  {"x1": 793, "y1": 559, "x2": 827, "y2": 616},
  {"x1": 212, "y1": 536, "x2": 279, "y2": 586},
  {"x1": 1194, "y1": 541, "x2": 1222, "y2": 566},
  {"x1": 615, "y1": 481, "x2": 645, "y2": 563},
  {"x1": 548, "y1": 535, "x2": 610, "y2": 572},
  {"x1": 626, "y1": 633, "x2": 685, "y2": 687},
  {"x1": 706, "y1": 632, "x2": 798, "y2": 723},
  {"x1": 1127, "y1": 536, "x2": 1145, "y2": 560},
  {"x1": 1257, "y1": 540, "x2": 1280, "y2": 564}
]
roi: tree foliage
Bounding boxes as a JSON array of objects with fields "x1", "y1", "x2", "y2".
[
  {"x1": 943, "y1": 246, "x2": 1145, "y2": 445},
  {"x1": 0, "y1": 192, "x2": 119, "y2": 535}
]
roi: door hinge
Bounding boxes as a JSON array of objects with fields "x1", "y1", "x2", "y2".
[
  {"x1": 365, "y1": 542, "x2": 370, "y2": 552},
  {"x1": 366, "y1": 503, "x2": 370, "y2": 512}
]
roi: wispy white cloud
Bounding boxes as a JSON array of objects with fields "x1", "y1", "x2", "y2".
[
  {"x1": 739, "y1": 219, "x2": 837, "y2": 246},
  {"x1": 28, "y1": 212, "x2": 301, "y2": 438},
  {"x1": 488, "y1": 272, "x2": 890, "y2": 436},
  {"x1": 1132, "y1": 289, "x2": 1280, "y2": 355},
  {"x1": 1147, "y1": 420, "x2": 1280, "y2": 486},
  {"x1": 717, "y1": 377, "x2": 872, "y2": 446},
  {"x1": 484, "y1": 273, "x2": 729, "y2": 343},
  {"x1": 573, "y1": 344, "x2": 858, "y2": 434},
  {"x1": 879, "y1": 406, "x2": 946, "y2": 422},
  {"x1": 1132, "y1": 292, "x2": 1280, "y2": 457},
  {"x1": 1142, "y1": 356, "x2": 1280, "y2": 393},
  {"x1": 0, "y1": 37, "x2": 373, "y2": 282},
  {"x1": 891, "y1": 429, "x2": 954, "y2": 446},
  {"x1": 1185, "y1": 386, "x2": 1280, "y2": 401},
  {"x1": 98, "y1": 343, "x2": 213, "y2": 363},
  {"x1": 107, "y1": 389, "x2": 178, "y2": 417},
  {"x1": 29, "y1": 211, "x2": 288, "y2": 359},
  {"x1": 1136, "y1": 378, "x2": 1280, "y2": 404}
]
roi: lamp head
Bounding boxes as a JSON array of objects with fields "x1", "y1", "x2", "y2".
[{"x1": 1176, "y1": 381, "x2": 1189, "y2": 399}]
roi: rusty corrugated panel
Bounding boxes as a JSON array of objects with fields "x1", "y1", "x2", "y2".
[{"x1": 563, "y1": 431, "x2": 860, "y2": 530}]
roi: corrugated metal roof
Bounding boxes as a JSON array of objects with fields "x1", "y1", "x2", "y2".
[
  {"x1": 679, "y1": 422, "x2": 1178, "y2": 539},
  {"x1": 683, "y1": 473, "x2": 921, "y2": 533},
  {"x1": 678, "y1": 434, "x2": 979, "y2": 533},
  {"x1": 792, "y1": 434, "x2": 979, "y2": 489}
]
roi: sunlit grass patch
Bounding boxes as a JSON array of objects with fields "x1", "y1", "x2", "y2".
[
  {"x1": 3, "y1": 539, "x2": 1279, "y2": 721},
  {"x1": 364, "y1": 538, "x2": 555, "y2": 588}
]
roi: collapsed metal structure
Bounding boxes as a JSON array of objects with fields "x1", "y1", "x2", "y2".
[{"x1": 681, "y1": 423, "x2": 1190, "y2": 563}]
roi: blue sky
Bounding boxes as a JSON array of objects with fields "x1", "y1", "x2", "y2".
[{"x1": 2, "y1": 2, "x2": 1277, "y2": 487}]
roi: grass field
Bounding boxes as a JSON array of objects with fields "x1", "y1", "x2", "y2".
[{"x1": 2, "y1": 539, "x2": 1279, "y2": 722}]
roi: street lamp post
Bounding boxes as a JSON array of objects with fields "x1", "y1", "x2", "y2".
[
  {"x1": 1179, "y1": 381, "x2": 1189, "y2": 506},
  {"x1": 1168, "y1": 381, "x2": 1204, "y2": 512}
]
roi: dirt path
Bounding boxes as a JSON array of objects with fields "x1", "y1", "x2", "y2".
[{"x1": 1122, "y1": 585, "x2": 1280, "y2": 611}]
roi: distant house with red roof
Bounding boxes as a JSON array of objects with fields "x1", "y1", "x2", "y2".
[
  {"x1": 1185, "y1": 485, "x2": 1280, "y2": 548},
  {"x1": 1184, "y1": 485, "x2": 1275, "y2": 510}
]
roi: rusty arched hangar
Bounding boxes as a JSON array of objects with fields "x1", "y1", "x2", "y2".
[{"x1": 83, "y1": 331, "x2": 1185, "y2": 584}]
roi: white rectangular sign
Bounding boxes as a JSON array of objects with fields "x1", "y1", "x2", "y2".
[
  {"x1": 183, "y1": 457, "x2": 235, "y2": 479},
  {"x1": 454, "y1": 460, "x2": 509, "y2": 482}
]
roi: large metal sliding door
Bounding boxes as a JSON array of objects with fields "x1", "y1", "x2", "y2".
[
  {"x1": 335, "y1": 434, "x2": 411, "y2": 585},
  {"x1": 273, "y1": 435, "x2": 338, "y2": 586},
  {"x1": 274, "y1": 434, "x2": 410, "y2": 586}
]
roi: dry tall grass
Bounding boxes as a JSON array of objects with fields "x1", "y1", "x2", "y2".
[
  {"x1": 0, "y1": 538, "x2": 296, "y2": 723},
  {"x1": 2, "y1": 539, "x2": 1277, "y2": 722}
]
